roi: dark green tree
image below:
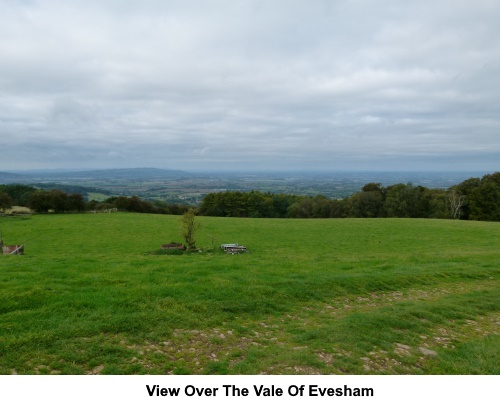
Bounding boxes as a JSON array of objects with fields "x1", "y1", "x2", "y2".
[
  {"x1": 0, "y1": 184, "x2": 37, "y2": 206},
  {"x1": 48, "y1": 189, "x2": 69, "y2": 213},
  {"x1": 349, "y1": 183, "x2": 386, "y2": 218},
  {"x1": 468, "y1": 178, "x2": 500, "y2": 221},
  {"x1": 28, "y1": 191, "x2": 53, "y2": 213},
  {"x1": 384, "y1": 183, "x2": 431, "y2": 218},
  {"x1": 67, "y1": 193, "x2": 85, "y2": 212},
  {"x1": 0, "y1": 191, "x2": 13, "y2": 212}
]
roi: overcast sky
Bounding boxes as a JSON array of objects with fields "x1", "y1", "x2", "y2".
[{"x1": 1, "y1": 0, "x2": 499, "y2": 172}]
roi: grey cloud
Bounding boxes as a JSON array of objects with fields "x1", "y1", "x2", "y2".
[{"x1": 1, "y1": 0, "x2": 499, "y2": 171}]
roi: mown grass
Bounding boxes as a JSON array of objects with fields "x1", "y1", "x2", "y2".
[{"x1": 0, "y1": 213, "x2": 499, "y2": 374}]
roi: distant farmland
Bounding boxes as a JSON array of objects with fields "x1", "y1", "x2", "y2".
[{"x1": 0, "y1": 213, "x2": 498, "y2": 374}]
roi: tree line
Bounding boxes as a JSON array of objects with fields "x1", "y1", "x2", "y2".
[
  {"x1": 199, "y1": 172, "x2": 500, "y2": 221},
  {"x1": 0, "y1": 185, "x2": 190, "y2": 215},
  {"x1": 1, "y1": 172, "x2": 499, "y2": 221}
]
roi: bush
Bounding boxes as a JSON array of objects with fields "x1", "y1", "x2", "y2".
[{"x1": 147, "y1": 248, "x2": 185, "y2": 256}]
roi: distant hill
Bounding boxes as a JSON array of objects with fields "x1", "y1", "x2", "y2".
[
  {"x1": 62, "y1": 168, "x2": 189, "y2": 179},
  {"x1": 9, "y1": 168, "x2": 190, "y2": 181},
  {"x1": 0, "y1": 171, "x2": 30, "y2": 184}
]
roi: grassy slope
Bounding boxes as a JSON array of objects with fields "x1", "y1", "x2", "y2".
[{"x1": 0, "y1": 213, "x2": 499, "y2": 375}]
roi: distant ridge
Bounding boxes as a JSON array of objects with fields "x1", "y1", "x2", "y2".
[
  {"x1": 0, "y1": 171, "x2": 30, "y2": 184},
  {"x1": 1, "y1": 168, "x2": 189, "y2": 183},
  {"x1": 45, "y1": 168, "x2": 189, "y2": 179}
]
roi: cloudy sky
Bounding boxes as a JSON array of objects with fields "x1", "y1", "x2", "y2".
[{"x1": 1, "y1": 0, "x2": 499, "y2": 172}]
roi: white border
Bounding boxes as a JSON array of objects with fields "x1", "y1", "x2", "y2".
[{"x1": 1, "y1": 375, "x2": 497, "y2": 405}]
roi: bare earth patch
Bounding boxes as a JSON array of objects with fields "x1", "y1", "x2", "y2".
[{"x1": 359, "y1": 312, "x2": 500, "y2": 374}]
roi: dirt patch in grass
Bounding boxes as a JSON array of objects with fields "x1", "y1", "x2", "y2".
[
  {"x1": 118, "y1": 328, "x2": 263, "y2": 373},
  {"x1": 87, "y1": 365, "x2": 105, "y2": 375},
  {"x1": 358, "y1": 312, "x2": 500, "y2": 374},
  {"x1": 422, "y1": 312, "x2": 500, "y2": 349},
  {"x1": 319, "y1": 279, "x2": 497, "y2": 317}
]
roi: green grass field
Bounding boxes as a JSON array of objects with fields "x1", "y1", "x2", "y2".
[{"x1": 0, "y1": 213, "x2": 499, "y2": 375}]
